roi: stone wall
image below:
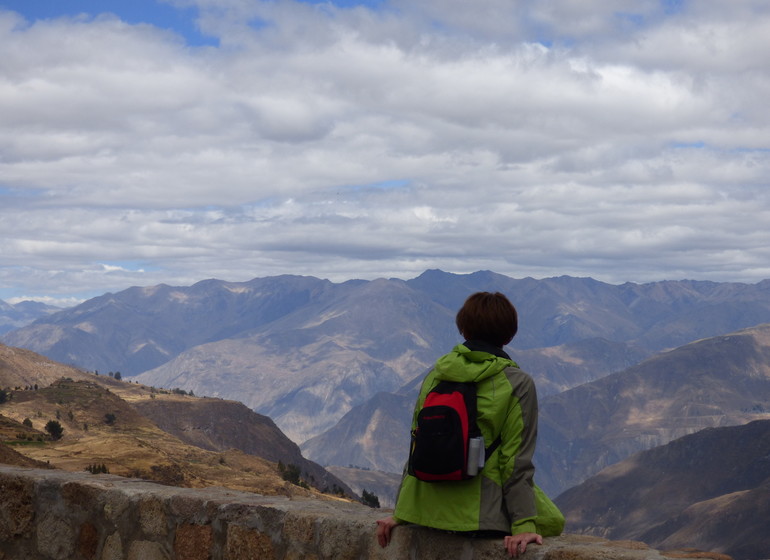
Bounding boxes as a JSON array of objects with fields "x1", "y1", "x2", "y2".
[{"x1": 0, "y1": 465, "x2": 729, "y2": 560}]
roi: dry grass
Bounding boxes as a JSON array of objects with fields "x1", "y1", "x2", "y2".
[{"x1": 1, "y1": 376, "x2": 328, "y2": 500}]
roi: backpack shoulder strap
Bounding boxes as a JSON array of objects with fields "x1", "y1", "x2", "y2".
[{"x1": 484, "y1": 434, "x2": 502, "y2": 460}]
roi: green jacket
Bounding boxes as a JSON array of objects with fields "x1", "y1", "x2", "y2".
[{"x1": 393, "y1": 343, "x2": 564, "y2": 536}]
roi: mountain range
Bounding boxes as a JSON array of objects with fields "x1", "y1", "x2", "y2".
[
  {"x1": 0, "y1": 299, "x2": 59, "y2": 335},
  {"x1": 4, "y1": 270, "x2": 770, "y2": 557},
  {"x1": 5, "y1": 270, "x2": 770, "y2": 445}
]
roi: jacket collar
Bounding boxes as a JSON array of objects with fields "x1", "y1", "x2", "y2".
[{"x1": 462, "y1": 339, "x2": 511, "y2": 360}]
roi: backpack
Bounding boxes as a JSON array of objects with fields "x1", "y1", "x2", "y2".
[{"x1": 408, "y1": 380, "x2": 501, "y2": 482}]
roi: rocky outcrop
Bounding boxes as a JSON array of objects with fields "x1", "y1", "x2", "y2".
[{"x1": 0, "y1": 465, "x2": 730, "y2": 560}]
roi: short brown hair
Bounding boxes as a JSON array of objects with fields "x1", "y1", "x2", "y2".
[{"x1": 455, "y1": 292, "x2": 518, "y2": 347}]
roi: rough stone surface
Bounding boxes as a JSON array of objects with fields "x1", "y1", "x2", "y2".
[
  {"x1": 78, "y1": 522, "x2": 99, "y2": 560},
  {"x1": 0, "y1": 474, "x2": 34, "y2": 541},
  {"x1": 101, "y1": 532, "x2": 123, "y2": 560},
  {"x1": 0, "y1": 465, "x2": 730, "y2": 560},
  {"x1": 174, "y1": 524, "x2": 213, "y2": 560}
]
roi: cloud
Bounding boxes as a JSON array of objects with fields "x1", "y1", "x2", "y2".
[{"x1": 1, "y1": 1, "x2": 769, "y2": 304}]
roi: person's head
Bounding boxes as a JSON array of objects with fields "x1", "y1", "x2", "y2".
[{"x1": 455, "y1": 292, "x2": 518, "y2": 347}]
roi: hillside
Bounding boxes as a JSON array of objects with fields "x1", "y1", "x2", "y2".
[
  {"x1": 555, "y1": 419, "x2": 770, "y2": 560},
  {"x1": 0, "y1": 342, "x2": 94, "y2": 388},
  {"x1": 0, "y1": 343, "x2": 353, "y2": 499},
  {"x1": 535, "y1": 323, "x2": 770, "y2": 496},
  {"x1": 6, "y1": 271, "x2": 770, "y2": 444},
  {"x1": 302, "y1": 323, "x2": 770, "y2": 508},
  {"x1": 136, "y1": 278, "x2": 457, "y2": 441},
  {"x1": 301, "y1": 337, "x2": 650, "y2": 473},
  {"x1": 131, "y1": 397, "x2": 344, "y2": 492},
  {"x1": 0, "y1": 413, "x2": 52, "y2": 469}
]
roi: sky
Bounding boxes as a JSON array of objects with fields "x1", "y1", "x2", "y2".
[{"x1": 1, "y1": 0, "x2": 769, "y2": 307}]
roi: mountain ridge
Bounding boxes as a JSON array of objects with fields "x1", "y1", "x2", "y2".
[
  {"x1": 555, "y1": 419, "x2": 770, "y2": 560},
  {"x1": 535, "y1": 322, "x2": 770, "y2": 496},
  {"x1": 7, "y1": 270, "x2": 770, "y2": 444}
]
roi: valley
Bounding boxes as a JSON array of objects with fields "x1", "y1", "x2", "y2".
[{"x1": 3, "y1": 270, "x2": 770, "y2": 558}]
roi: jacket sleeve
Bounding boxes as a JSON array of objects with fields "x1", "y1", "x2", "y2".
[{"x1": 499, "y1": 368, "x2": 539, "y2": 534}]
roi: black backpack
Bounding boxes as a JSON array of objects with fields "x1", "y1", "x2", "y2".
[{"x1": 408, "y1": 381, "x2": 501, "y2": 482}]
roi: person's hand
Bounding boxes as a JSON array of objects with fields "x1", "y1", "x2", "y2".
[
  {"x1": 376, "y1": 516, "x2": 399, "y2": 548},
  {"x1": 504, "y1": 532, "x2": 542, "y2": 557}
]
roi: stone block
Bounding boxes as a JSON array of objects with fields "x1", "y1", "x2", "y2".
[
  {"x1": 140, "y1": 496, "x2": 169, "y2": 536},
  {"x1": 174, "y1": 523, "x2": 213, "y2": 560},
  {"x1": 37, "y1": 511, "x2": 76, "y2": 560},
  {"x1": 78, "y1": 522, "x2": 99, "y2": 560},
  {"x1": 225, "y1": 524, "x2": 275, "y2": 559},
  {"x1": 127, "y1": 540, "x2": 171, "y2": 560},
  {"x1": 101, "y1": 531, "x2": 123, "y2": 560},
  {"x1": 0, "y1": 475, "x2": 34, "y2": 541},
  {"x1": 103, "y1": 489, "x2": 131, "y2": 523}
]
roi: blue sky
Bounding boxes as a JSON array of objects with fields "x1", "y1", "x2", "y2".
[
  {"x1": 1, "y1": 0, "x2": 769, "y2": 306},
  {"x1": 0, "y1": 0, "x2": 214, "y2": 44}
]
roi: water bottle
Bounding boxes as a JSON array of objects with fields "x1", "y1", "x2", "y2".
[{"x1": 467, "y1": 437, "x2": 482, "y2": 475}]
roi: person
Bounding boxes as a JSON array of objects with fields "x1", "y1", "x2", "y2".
[{"x1": 376, "y1": 292, "x2": 564, "y2": 557}]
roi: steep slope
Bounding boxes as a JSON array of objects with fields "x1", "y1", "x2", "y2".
[
  {"x1": 0, "y1": 413, "x2": 53, "y2": 468},
  {"x1": 1, "y1": 342, "x2": 93, "y2": 388},
  {"x1": 133, "y1": 278, "x2": 457, "y2": 441},
  {"x1": 131, "y1": 398, "x2": 351, "y2": 494},
  {"x1": 536, "y1": 323, "x2": 770, "y2": 497},
  {"x1": 301, "y1": 390, "x2": 416, "y2": 474},
  {"x1": 0, "y1": 343, "x2": 353, "y2": 499},
  {"x1": 555, "y1": 420, "x2": 770, "y2": 560},
  {"x1": 325, "y1": 465, "x2": 402, "y2": 509},
  {"x1": 1, "y1": 377, "x2": 345, "y2": 498}
]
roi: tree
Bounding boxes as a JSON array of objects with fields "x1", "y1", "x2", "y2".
[
  {"x1": 104, "y1": 413, "x2": 116, "y2": 425},
  {"x1": 278, "y1": 462, "x2": 308, "y2": 488},
  {"x1": 114, "y1": 372, "x2": 122, "y2": 381},
  {"x1": 0, "y1": 389, "x2": 8, "y2": 404},
  {"x1": 362, "y1": 489, "x2": 380, "y2": 508},
  {"x1": 45, "y1": 420, "x2": 64, "y2": 440},
  {"x1": 22, "y1": 418, "x2": 33, "y2": 428}
]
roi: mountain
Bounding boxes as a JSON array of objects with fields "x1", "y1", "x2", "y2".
[
  {"x1": 2, "y1": 276, "x2": 335, "y2": 375},
  {"x1": 5, "y1": 270, "x2": 770, "y2": 444},
  {"x1": 0, "y1": 299, "x2": 60, "y2": 336},
  {"x1": 0, "y1": 342, "x2": 353, "y2": 499},
  {"x1": 535, "y1": 323, "x2": 770, "y2": 497},
  {"x1": 555, "y1": 419, "x2": 770, "y2": 560},
  {"x1": 303, "y1": 323, "x2": 770, "y2": 506},
  {"x1": 132, "y1": 277, "x2": 457, "y2": 441},
  {"x1": 299, "y1": 337, "x2": 648, "y2": 472},
  {"x1": 301, "y1": 390, "x2": 416, "y2": 474}
]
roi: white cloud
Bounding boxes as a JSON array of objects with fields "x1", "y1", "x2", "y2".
[{"x1": 1, "y1": 1, "x2": 769, "y2": 304}]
